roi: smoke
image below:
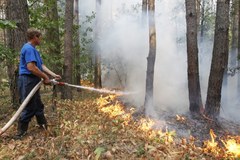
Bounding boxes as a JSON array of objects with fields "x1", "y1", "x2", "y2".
[{"x1": 79, "y1": 0, "x2": 240, "y2": 123}]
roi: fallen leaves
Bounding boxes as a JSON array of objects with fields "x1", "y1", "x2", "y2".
[{"x1": 0, "y1": 92, "x2": 239, "y2": 159}]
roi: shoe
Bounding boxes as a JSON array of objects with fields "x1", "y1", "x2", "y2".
[
  {"x1": 14, "y1": 131, "x2": 27, "y2": 139},
  {"x1": 15, "y1": 121, "x2": 28, "y2": 139},
  {"x1": 38, "y1": 124, "x2": 48, "y2": 130}
]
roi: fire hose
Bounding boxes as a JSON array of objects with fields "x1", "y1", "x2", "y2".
[
  {"x1": 50, "y1": 79, "x2": 135, "y2": 95},
  {"x1": 0, "y1": 80, "x2": 43, "y2": 136},
  {"x1": 0, "y1": 79, "x2": 135, "y2": 136}
]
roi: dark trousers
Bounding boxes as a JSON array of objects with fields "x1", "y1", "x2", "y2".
[{"x1": 18, "y1": 75, "x2": 47, "y2": 127}]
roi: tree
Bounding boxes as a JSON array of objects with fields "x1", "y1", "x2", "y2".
[
  {"x1": 144, "y1": 0, "x2": 156, "y2": 110},
  {"x1": 43, "y1": 0, "x2": 62, "y2": 106},
  {"x1": 142, "y1": 0, "x2": 148, "y2": 13},
  {"x1": 230, "y1": 0, "x2": 238, "y2": 67},
  {"x1": 238, "y1": 0, "x2": 240, "y2": 98},
  {"x1": 44, "y1": 0, "x2": 61, "y2": 74},
  {"x1": 200, "y1": 0, "x2": 206, "y2": 42},
  {"x1": 62, "y1": 0, "x2": 74, "y2": 99},
  {"x1": 142, "y1": 0, "x2": 148, "y2": 18},
  {"x1": 74, "y1": 0, "x2": 81, "y2": 88},
  {"x1": 6, "y1": 0, "x2": 29, "y2": 108},
  {"x1": 205, "y1": 0, "x2": 230, "y2": 119},
  {"x1": 94, "y1": 0, "x2": 102, "y2": 88},
  {"x1": 185, "y1": 0, "x2": 203, "y2": 113}
]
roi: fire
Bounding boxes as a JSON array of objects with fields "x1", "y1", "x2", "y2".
[
  {"x1": 203, "y1": 129, "x2": 240, "y2": 158},
  {"x1": 208, "y1": 129, "x2": 218, "y2": 148},
  {"x1": 223, "y1": 138, "x2": 240, "y2": 157},
  {"x1": 97, "y1": 95, "x2": 175, "y2": 144},
  {"x1": 138, "y1": 118, "x2": 155, "y2": 132},
  {"x1": 203, "y1": 129, "x2": 220, "y2": 155},
  {"x1": 97, "y1": 95, "x2": 132, "y2": 123},
  {"x1": 100, "y1": 102, "x2": 125, "y2": 118}
]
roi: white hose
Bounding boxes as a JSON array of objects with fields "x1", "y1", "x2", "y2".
[{"x1": 0, "y1": 80, "x2": 43, "y2": 135}]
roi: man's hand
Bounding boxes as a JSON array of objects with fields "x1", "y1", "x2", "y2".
[
  {"x1": 54, "y1": 74, "x2": 62, "y2": 80},
  {"x1": 43, "y1": 77, "x2": 51, "y2": 85}
]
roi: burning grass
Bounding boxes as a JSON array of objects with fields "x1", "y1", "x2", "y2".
[{"x1": 0, "y1": 92, "x2": 240, "y2": 159}]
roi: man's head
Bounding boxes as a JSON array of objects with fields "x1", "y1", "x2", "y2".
[{"x1": 27, "y1": 28, "x2": 42, "y2": 46}]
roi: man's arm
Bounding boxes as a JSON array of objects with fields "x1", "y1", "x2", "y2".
[
  {"x1": 27, "y1": 62, "x2": 50, "y2": 84},
  {"x1": 42, "y1": 64, "x2": 62, "y2": 80}
]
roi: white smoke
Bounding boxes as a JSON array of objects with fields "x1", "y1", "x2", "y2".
[{"x1": 79, "y1": 0, "x2": 240, "y2": 122}]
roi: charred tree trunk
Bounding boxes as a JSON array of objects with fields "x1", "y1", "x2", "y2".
[
  {"x1": 185, "y1": 0, "x2": 203, "y2": 113},
  {"x1": 62, "y1": 0, "x2": 74, "y2": 99},
  {"x1": 6, "y1": 0, "x2": 29, "y2": 108},
  {"x1": 94, "y1": 0, "x2": 102, "y2": 88},
  {"x1": 144, "y1": 0, "x2": 156, "y2": 109},
  {"x1": 205, "y1": 0, "x2": 230, "y2": 119}
]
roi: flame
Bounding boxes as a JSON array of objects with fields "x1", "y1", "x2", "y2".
[
  {"x1": 97, "y1": 95, "x2": 132, "y2": 123},
  {"x1": 203, "y1": 129, "x2": 240, "y2": 158},
  {"x1": 97, "y1": 95, "x2": 175, "y2": 144},
  {"x1": 138, "y1": 118, "x2": 155, "y2": 132},
  {"x1": 209, "y1": 129, "x2": 217, "y2": 147},
  {"x1": 98, "y1": 96, "x2": 240, "y2": 158},
  {"x1": 203, "y1": 129, "x2": 220, "y2": 156},
  {"x1": 222, "y1": 138, "x2": 240, "y2": 157}
]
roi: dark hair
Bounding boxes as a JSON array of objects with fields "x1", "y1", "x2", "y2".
[{"x1": 27, "y1": 28, "x2": 42, "y2": 40}]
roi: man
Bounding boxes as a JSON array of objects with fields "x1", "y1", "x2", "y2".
[{"x1": 16, "y1": 28, "x2": 61, "y2": 138}]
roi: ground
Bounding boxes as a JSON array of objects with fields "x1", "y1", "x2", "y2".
[{"x1": 0, "y1": 88, "x2": 240, "y2": 159}]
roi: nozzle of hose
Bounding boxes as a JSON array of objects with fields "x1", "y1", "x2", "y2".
[{"x1": 50, "y1": 79, "x2": 65, "y2": 86}]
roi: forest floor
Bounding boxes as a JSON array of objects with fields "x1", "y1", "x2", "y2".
[{"x1": 0, "y1": 86, "x2": 240, "y2": 160}]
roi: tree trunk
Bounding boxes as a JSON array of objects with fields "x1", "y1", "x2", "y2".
[
  {"x1": 94, "y1": 0, "x2": 102, "y2": 88},
  {"x1": 6, "y1": 0, "x2": 29, "y2": 108},
  {"x1": 44, "y1": 0, "x2": 62, "y2": 107},
  {"x1": 185, "y1": 0, "x2": 203, "y2": 113},
  {"x1": 44, "y1": 0, "x2": 61, "y2": 74},
  {"x1": 196, "y1": 0, "x2": 201, "y2": 27},
  {"x1": 142, "y1": 0, "x2": 148, "y2": 25},
  {"x1": 200, "y1": 0, "x2": 206, "y2": 42},
  {"x1": 142, "y1": 0, "x2": 148, "y2": 13},
  {"x1": 205, "y1": 0, "x2": 230, "y2": 119},
  {"x1": 62, "y1": 0, "x2": 74, "y2": 99},
  {"x1": 144, "y1": 0, "x2": 156, "y2": 109},
  {"x1": 238, "y1": 0, "x2": 240, "y2": 99},
  {"x1": 74, "y1": 0, "x2": 81, "y2": 89},
  {"x1": 230, "y1": 0, "x2": 238, "y2": 67}
]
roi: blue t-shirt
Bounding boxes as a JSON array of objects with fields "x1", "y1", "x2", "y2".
[{"x1": 19, "y1": 43, "x2": 43, "y2": 75}]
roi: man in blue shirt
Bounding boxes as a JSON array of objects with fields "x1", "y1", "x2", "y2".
[{"x1": 16, "y1": 28, "x2": 61, "y2": 139}]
